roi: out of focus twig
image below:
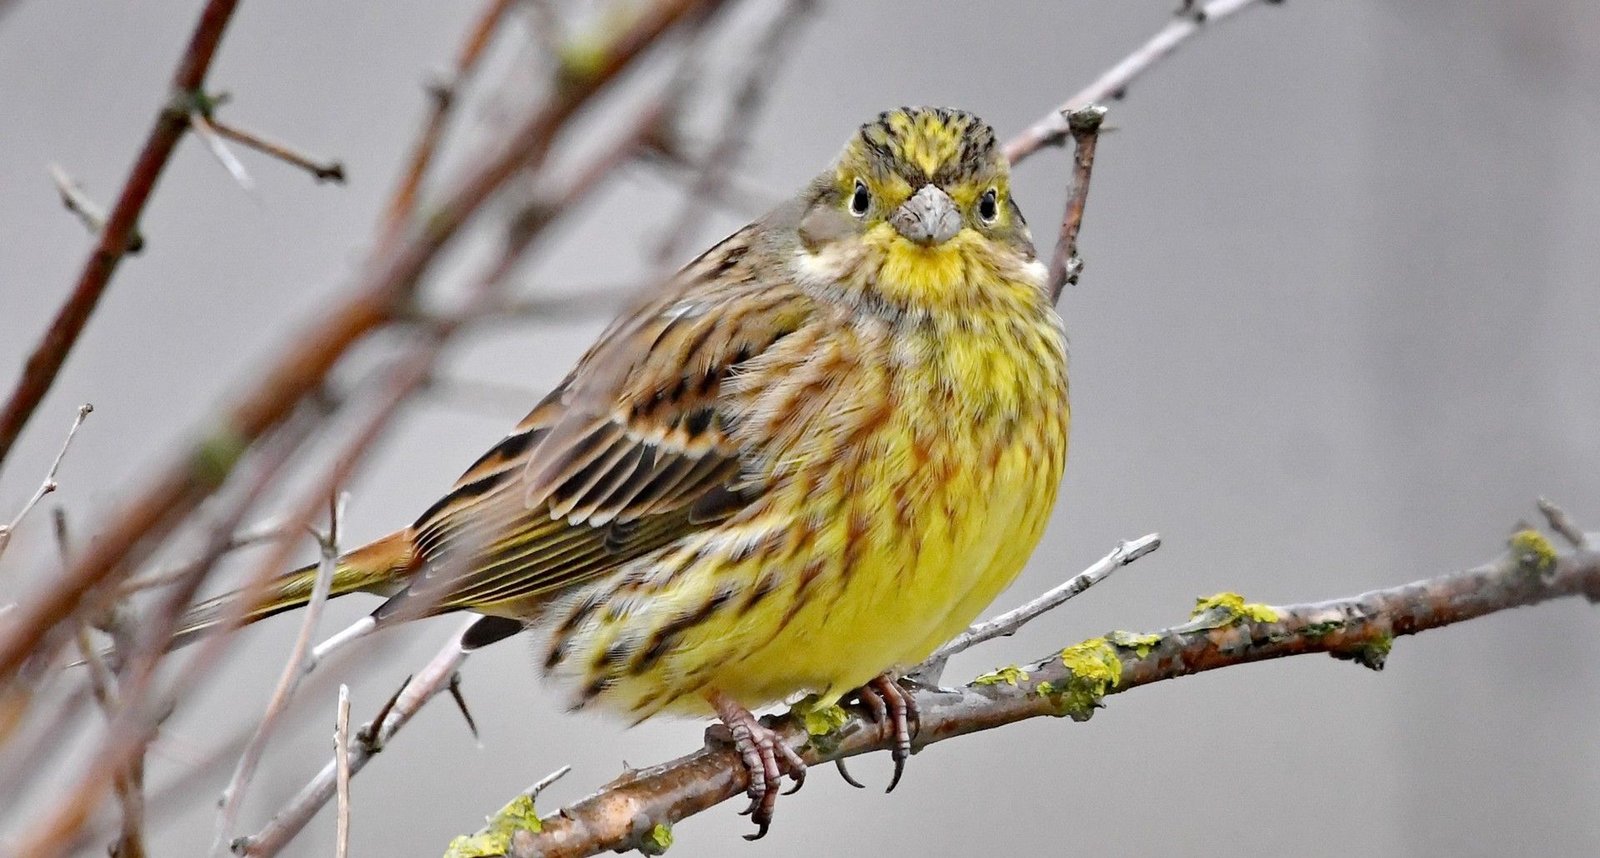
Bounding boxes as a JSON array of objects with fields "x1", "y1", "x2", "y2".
[
  {"x1": 335, "y1": 684, "x2": 352, "y2": 858},
  {"x1": 0, "y1": 403, "x2": 92, "y2": 561},
  {"x1": 49, "y1": 166, "x2": 145, "y2": 253}
]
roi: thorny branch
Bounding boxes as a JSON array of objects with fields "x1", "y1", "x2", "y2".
[
  {"x1": 0, "y1": 0, "x2": 241, "y2": 472},
  {"x1": 466, "y1": 514, "x2": 1600, "y2": 858},
  {"x1": 1045, "y1": 104, "x2": 1106, "y2": 300}
]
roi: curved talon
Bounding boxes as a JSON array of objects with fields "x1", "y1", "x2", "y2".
[
  {"x1": 834, "y1": 757, "x2": 867, "y2": 789},
  {"x1": 704, "y1": 690, "x2": 805, "y2": 839},
  {"x1": 866, "y1": 674, "x2": 919, "y2": 793}
]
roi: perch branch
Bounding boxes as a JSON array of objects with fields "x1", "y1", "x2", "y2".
[
  {"x1": 0, "y1": 0, "x2": 241, "y2": 471},
  {"x1": 466, "y1": 521, "x2": 1600, "y2": 858},
  {"x1": 1003, "y1": 0, "x2": 1269, "y2": 166}
]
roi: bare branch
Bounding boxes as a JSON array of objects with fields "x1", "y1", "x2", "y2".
[
  {"x1": 207, "y1": 118, "x2": 346, "y2": 184},
  {"x1": 1045, "y1": 104, "x2": 1106, "y2": 300},
  {"x1": 0, "y1": 0, "x2": 240, "y2": 471},
  {"x1": 0, "y1": 403, "x2": 92, "y2": 561},
  {"x1": 912, "y1": 532, "x2": 1160, "y2": 685},
  {"x1": 335, "y1": 684, "x2": 352, "y2": 858},
  {"x1": 1538, "y1": 497, "x2": 1590, "y2": 550},
  {"x1": 236, "y1": 618, "x2": 478, "y2": 857},
  {"x1": 211, "y1": 494, "x2": 345, "y2": 855},
  {"x1": 471, "y1": 525, "x2": 1600, "y2": 858},
  {"x1": 1003, "y1": 0, "x2": 1270, "y2": 166}
]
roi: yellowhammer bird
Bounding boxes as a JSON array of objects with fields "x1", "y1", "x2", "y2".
[{"x1": 176, "y1": 106, "x2": 1069, "y2": 835}]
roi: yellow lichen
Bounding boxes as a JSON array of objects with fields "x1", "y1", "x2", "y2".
[
  {"x1": 972, "y1": 664, "x2": 1030, "y2": 687},
  {"x1": 444, "y1": 793, "x2": 541, "y2": 858},
  {"x1": 639, "y1": 823, "x2": 674, "y2": 855},
  {"x1": 1106, "y1": 630, "x2": 1162, "y2": 658},
  {"x1": 1509, "y1": 528, "x2": 1558, "y2": 577},
  {"x1": 1036, "y1": 638, "x2": 1124, "y2": 721},
  {"x1": 1191, "y1": 592, "x2": 1279, "y2": 625}
]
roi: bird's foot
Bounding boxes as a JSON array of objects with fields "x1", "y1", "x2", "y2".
[
  {"x1": 846, "y1": 673, "x2": 922, "y2": 792},
  {"x1": 704, "y1": 690, "x2": 806, "y2": 840}
]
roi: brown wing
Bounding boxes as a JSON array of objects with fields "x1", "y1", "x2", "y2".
[{"x1": 391, "y1": 227, "x2": 817, "y2": 616}]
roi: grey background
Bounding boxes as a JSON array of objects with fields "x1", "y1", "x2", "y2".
[{"x1": 3, "y1": 1, "x2": 1599, "y2": 855}]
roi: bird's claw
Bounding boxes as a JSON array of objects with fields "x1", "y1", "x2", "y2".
[
  {"x1": 849, "y1": 673, "x2": 922, "y2": 793},
  {"x1": 705, "y1": 693, "x2": 806, "y2": 840}
]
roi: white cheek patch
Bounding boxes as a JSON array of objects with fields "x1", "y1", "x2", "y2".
[{"x1": 1021, "y1": 258, "x2": 1048, "y2": 287}]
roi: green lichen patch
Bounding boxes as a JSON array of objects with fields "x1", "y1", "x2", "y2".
[
  {"x1": 1191, "y1": 592, "x2": 1279, "y2": 626},
  {"x1": 1037, "y1": 638, "x2": 1124, "y2": 721},
  {"x1": 1107, "y1": 630, "x2": 1163, "y2": 658},
  {"x1": 444, "y1": 793, "x2": 541, "y2": 858},
  {"x1": 789, "y1": 694, "x2": 850, "y2": 738},
  {"x1": 1509, "y1": 528, "x2": 1558, "y2": 578},
  {"x1": 1332, "y1": 633, "x2": 1393, "y2": 672},
  {"x1": 972, "y1": 664, "x2": 1030, "y2": 687},
  {"x1": 638, "y1": 823, "x2": 674, "y2": 856}
]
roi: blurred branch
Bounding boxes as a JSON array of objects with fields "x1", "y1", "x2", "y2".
[
  {"x1": 379, "y1": 0, "x2": 515, "y2": 246},
  {"x1": 211, "y1": 494, "x2": 345, "y2": 855},
  {"x1": 0, "y1": 0, "x2": 241, "y2": 472},
  {"x1": 334, "y1": 684, "x2": 352, "y2": 858},
  {"x1": 0, "y1": 0, "x2": 727, "y2": 691},
  {"x1": 466, "y1": 515, "x2": 1600, "y2": 858},
  {"x1": 49, "y1": 165, "x2": 145, "y2": 253},
  {"x1": 0, "y1": 403, "x2": 91, "y2": 562},
  {"x1": 1003, "y1": 0, "x2": 1272, "y2": 166}
]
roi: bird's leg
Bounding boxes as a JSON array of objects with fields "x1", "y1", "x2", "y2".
[
  {"x1": 849, "y1": 673, "x2": 922, "y2": 792},
  {"x1": 703, "y1": 689, "x2": 806, "y2": 840}
]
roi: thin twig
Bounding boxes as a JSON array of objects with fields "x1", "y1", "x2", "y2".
[
  {"x1": 189, "y1": 111, "x2": 256, "y2": 191},
  {"x1": 912, "y1": 532, "x2": 1160, "y2": 685},
  {"x1": 0, "y1": 403, "x2": 92, "y2": 561},
  {"x1": 334, "y1": 684, "x2": 352, "y2": 858},
  {"x1": 1045, "y1": 104, "x2": 1106, "y2": 300},
  {"x1": 49, "y1": 165, "x2": 145, "y2": 253},
  {"x1": 208, "y1": 118, "x2": 346, "y2": 184},
  {"x1": 379, "y1": 0, "x2": 516, "y2": 246},
  {"x1": 481, "y1": 527, "x2": 1600, "y2": 858},
  {"x1": 211, "y1": 494, "x2": 345, "y2": 855},
  {"x1": 1003, "y1": 0, "x2": 1269, "y2": 166},
  {"x1": 236, "y1": 618, "x2": 477, "y2": 857},
  {"x1": 117, "y1": 520, "x2": 294, "y2": 595},
  {"x1": 0, "y1": 0, "x2": 241, "y2": 472}
]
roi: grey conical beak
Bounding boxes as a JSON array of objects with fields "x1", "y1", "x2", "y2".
[{"x1": 889, "y1": 184, "x2": 961, "y2": 246}]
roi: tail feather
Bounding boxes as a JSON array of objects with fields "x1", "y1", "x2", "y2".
[{"x1": 166, "y1": 529, "x2": 417, "y2": 650}]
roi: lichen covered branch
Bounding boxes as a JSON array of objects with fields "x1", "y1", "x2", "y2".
[{"x1": 462, "y1": 524, "x2": 1600, "y2": 858}]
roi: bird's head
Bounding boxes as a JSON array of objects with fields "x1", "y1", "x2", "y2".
[{"x1": 794, "y1": 107, "x2": 1036, "y2": 304}]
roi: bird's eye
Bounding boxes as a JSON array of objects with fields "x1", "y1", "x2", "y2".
[
  {"x1": 978, "y1": 188, "x2": 999, "y2": 224},
  {"x1": 849, "y1": 179, "x2": 870, "y2": 217}
]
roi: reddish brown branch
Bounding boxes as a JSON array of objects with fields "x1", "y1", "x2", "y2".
[
  {"x1": 208, "y1": 118, "x2": 346, "y2": 183},
  {"x1": 471, "y1": 532, "x2": 1600, "y2": 858},
  {"x1": 0, "y1": 0, "x2": 241, "y2": 472},
  {"x1": 1045, "y1": 104, "x2": 1105, "y2": 300}
]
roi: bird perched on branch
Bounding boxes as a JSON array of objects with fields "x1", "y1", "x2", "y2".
[{"x1": 176, "y1": 106, "x2": 1069, "y2": 836}]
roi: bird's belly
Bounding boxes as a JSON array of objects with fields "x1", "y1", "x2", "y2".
[{"x1": 694, "y1": 423, "x2": 1062, "y2": 710}]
